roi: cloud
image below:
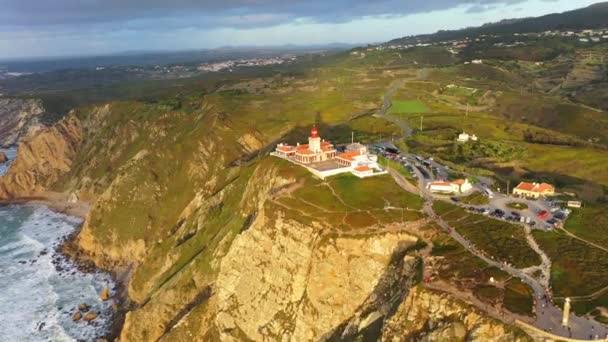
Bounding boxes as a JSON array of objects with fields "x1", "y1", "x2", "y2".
[{"x1": 0, "y1": 0, "x2": 528, "y2": 31}]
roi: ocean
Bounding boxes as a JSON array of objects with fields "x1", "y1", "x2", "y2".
[{"x1": 0, "y1": 149, "x2": 116, "y2": 341}]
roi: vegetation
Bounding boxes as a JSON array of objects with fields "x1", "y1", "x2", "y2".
[
  {"x1": 389, "y1": 100, "x2": 429, "y2": 114},
  {"x1": 533, "y1": 230, "x2": 608, "y2": 316},
  {"x1": 563, "y1": 204, "x2": 608, "y2": 247},
  {"x1": 434, "y1": 202, "x2": 541, "y2": 268},
  {"x1": 459, "y1": 191, "x2": 490, "y2": 205},
  {"x1": 506, "y1": 202, "x2": 528, "y2": 210},
  {"x1": 503, "y1": 279, "x2": 535, "y2": 317}
]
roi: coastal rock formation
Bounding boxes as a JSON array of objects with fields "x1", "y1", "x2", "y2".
[
  {"x1": 0, "y1": 152, "x2": 7, "y2": 163},
  {"x1": 0, "y1": 113, "x2": 82, "y2": 198},
  {"x1": 214, "y1": 211, "x2": 418, "y2": 341},
  {"x1": 381, "y1": 286, "x2": 533, "y2": 341},
  {"x1": 0, "y1": 98, "x2": 45, "y2": 147},
  {"x1": 0, "y1": 99, "x2": 535, "y2": 341}
]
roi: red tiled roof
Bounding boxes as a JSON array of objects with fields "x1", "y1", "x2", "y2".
[
  {"x1": 298, "y1": 149, "x2": 314, "y2": 155},
  {"x1": 515, "y1": 182, "x2": 536, "y2": 191},
  {"x1": 277, "y1": 145, "x2": 295, "y2": 152},
  {"x1": 354, "y1": 166, "x2": 373, "y2": 172},
  {"x1": 515, "y1": 182, "x2": 554, "y2": 193},
  {"x1": 537, "y1": 183, "x2": 554, "y2": 193},
  {"x1": 337, "y1": 151, "x2": 362, "y2": 161},
  {"x1": 321, "y1": 146, "x2": 335, "y2": 152},
  {"x1": 451, "y1": 179, "x2": 466, "y2": 185},
  {"x1": 296, "y1": 144, "x2": 310, "y2": 150}
]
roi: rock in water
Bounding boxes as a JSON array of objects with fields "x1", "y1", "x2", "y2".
[
  {"x1": 0, "y1": 152, "x2": 7, "y2": 164},
  {"x1": 78, "y1": 303, "x2": 89, "y2": 312},
  {"x1": 100, "y1": 287, "x2": 110, "y2": 301},
  {"x1": 83, "y1": 312, "x2": 98, "y2": 322},
  {"x1": 72, "y1": 312, "x2": 82, "y2": 321}
]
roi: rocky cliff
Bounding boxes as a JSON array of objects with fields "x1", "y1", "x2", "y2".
[
  {"x1": 0, "y1": 112, "x2": 81, "y2": 198},
  {"x1": 382, "y1": 286, "x2": 533, "y2": 341},
  {"x1": 0, "y1": 98, "x2": 45, "y2": 147},
  {"x1": 0, "y1": 98, "x2": 533, "y2": 341}
]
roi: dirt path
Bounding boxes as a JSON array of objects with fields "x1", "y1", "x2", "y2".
[
  {"x1": 557, "y1": 227, "x2": 608, "y2": 254},
  {"x1": 387, "y1": 168, "x2": 608, "y2": 340}
]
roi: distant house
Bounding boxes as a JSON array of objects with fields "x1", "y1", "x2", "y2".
[
  {"x1": 352, "y1": 166, "x2": 374, "y2": 178},
  {"x1": 471, "y1": 59, "x2": 483, "y2": 64},
  {"x1": 567, "y1": 201, "x2": 582, "y2": 208},
  {"x1": 513, "y1": 182, "x2": 555, "y2": 199},
  {"x1": 428, "y1": 179, "x2": 472, "y2": 193},
  {"x1": 457, "y1": 132, "x2": 478, "y2": 143}
]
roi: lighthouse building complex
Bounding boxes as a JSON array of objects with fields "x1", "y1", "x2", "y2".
[{"x1": 272, "y1": 125, "x2": 386, "y2": 179}]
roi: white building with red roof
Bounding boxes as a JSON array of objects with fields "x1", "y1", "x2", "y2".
[
  {"x1": 272, "y1": 125, "x2": 385, "y2": 179},
  {"x1": 274, "y1": 125, "x2": 336, "y2": 164},
  {"x1": 513, "y1": 182, "x2": 555, "y2": 198},
  {"x1": 428, "y1": 179, "x2": 472, "y2": 193}
]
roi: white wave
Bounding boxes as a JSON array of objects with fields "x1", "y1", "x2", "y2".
[{"x1": 0, "y1": 205, "x2": 115, "y2": 341}]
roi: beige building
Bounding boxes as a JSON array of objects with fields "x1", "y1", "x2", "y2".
[{"x1": 513, "y1": 182, "x2": 555, "y2": 198}]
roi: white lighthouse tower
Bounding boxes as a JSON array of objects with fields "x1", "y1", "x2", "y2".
[{"x1": 308, "y1": 125, "x2": 321, "y2": 153}]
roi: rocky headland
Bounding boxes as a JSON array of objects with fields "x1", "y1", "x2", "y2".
[{"x1": 0, "y1": 99, "x2": 533, "y2": 341}]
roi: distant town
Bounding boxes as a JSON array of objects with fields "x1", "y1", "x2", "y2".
[{"x1": 355, "y1": 27, "x2": 608, "y2": 58}]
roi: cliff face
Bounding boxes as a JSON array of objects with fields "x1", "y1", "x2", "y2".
[
  {"x1": 0, "y1": 113, "x2": 81, "y2": 198},
  {"x1": 0, "y1": 97, "x2": 533, "y2": 341},
  {"x1": 0, "y1": 98, "x2": 45, "y2": 147},
  {"x1": 382, "y1": 286, "x2": 533, "y2": 341}
]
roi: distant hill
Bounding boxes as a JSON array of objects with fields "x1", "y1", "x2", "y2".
[{"x1": 387, "y1": 2, "x2": 608, "y2": 44}]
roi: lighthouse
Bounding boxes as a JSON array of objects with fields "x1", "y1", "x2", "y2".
[
  {"x1": 308, "y1": 125, "x2": 322, "y2": 153},
  {"x1": 562, "y1": 297, "x2": 571, "y2": 327}
]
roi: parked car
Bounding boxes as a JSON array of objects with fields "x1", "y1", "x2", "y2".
[{"x1": 537, "y1": 210, "x2": 549, "y2": 219}]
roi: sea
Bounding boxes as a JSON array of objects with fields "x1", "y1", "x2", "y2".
[{"x1": 0, "y1": 148, "x2": 116, "y2": 341}]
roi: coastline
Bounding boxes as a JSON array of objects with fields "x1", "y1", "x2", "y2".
[
  {"x1": 0, "y1": 192, "x2": 90, "y2": 219},
  {"x1": 0, "y1": 193, "x2": 128, "y2": 341}
]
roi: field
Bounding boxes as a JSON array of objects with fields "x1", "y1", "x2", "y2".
[
  {"x1": 503, "y1": 279, "x2": 535, "y2": 317},
  {"x1": 459, "y1": 191, "x2": 490, "y2": 205},
  {"x1": 434, "y1": 201, "x2": 541, "y2": 268},
  {"x1": 389, "y1": 100, "x2": 430, "y2": 114},
  {"x1": 563, "y1": 204, "x2": 608, "y2": 247},
  {"x1": 533, "y1": 230, "x2": 608, "y2": 319},
  {"x1": 422, "y1": 223, "x2": 535, "y2": 316},
  {"x1": 276, "y1": 169, "x2": 424, "y2": 231}
]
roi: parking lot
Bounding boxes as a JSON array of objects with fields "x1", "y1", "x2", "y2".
[{"x1": 371, "y1": 143, "x2": 570, "y2": 231}]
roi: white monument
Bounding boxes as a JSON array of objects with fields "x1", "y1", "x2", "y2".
[{"x1": 562, "y1": 297, "x2": 571, "y2": 327}]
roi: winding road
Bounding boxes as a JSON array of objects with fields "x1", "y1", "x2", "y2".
[{"x1": 380, "y1": 79, "x2": 608, "y2": 340}]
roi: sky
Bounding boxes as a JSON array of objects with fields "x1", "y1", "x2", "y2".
[{"x1": 0, "y1": 0, "x2": 601, "y2": 59}]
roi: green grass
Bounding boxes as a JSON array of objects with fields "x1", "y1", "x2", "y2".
[
  {"x1": 389, "y1": 100, "x2": 430, "y2": 114},
  {"x1": 459, "y1": 191, "x2": 490, "y2": 205},
  {"x1": 506, "y1": 202, "x2": 529, "y2": 210},
  {"x1": 329, "y1": 174, "x2": 423, "y2": 211},
  {"x1": 504, "y1": 279, "x2": 535, "y2": 317},
  {"x1": 563, "y1": 204, "x2": 608, "y2": 247},
  {"x1": 277, "y1": 171, "x2": 424, "y2": 230},
  {"x1": 533, "y1": 230, "x2": 608, "y2": 302},
  {"x1": 434, "y1": 202, "x2": 541, "y2": 268}
]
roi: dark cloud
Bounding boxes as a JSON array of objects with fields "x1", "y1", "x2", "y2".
[{"x1": 0, "y1": 0, "x2": 527, "y2": 30}]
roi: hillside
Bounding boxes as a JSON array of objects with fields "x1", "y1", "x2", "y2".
[
  {"x1": 388, "y1": 2, "x2": 608, "y2": 44},
  {"x1": 0, "y1": 21, "x2": 607, "y2": 339}
]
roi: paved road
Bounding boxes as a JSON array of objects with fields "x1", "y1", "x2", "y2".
[
  {"x1": 379, "y1": 80, "x2": 608, "y2": 340},
  {"x1": 376, "y1": 79, "x2": 413, "y2": 139},
  {"x1": 399, "y1": 168, "x2": 608, "y2": 340}
]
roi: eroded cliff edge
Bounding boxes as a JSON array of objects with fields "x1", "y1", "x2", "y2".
[
  {"x1": 0, "y1": 98, "x2": 533, "y2": 341},
  {"x1": 0, "y1": 98, "x2": 45, "y2": 147}
]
